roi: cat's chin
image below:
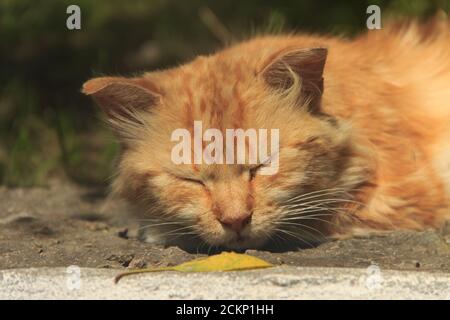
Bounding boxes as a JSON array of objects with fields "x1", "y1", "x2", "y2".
[
  {"x1": 139, "y1": 226, "x2": 325, "y2": 252},
  {"x1": 139, "y1": 228, "x2": 268, "y2": 252},
  {"x1": 219, "y1": 237, "x2": 268, "y2": 251}
]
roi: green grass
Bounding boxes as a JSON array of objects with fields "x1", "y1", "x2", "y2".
[{"x1": 0, "y1": 0, "x2": 448, "y2": 186}]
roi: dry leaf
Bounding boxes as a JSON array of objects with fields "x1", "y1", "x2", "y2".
[{"x1": 114, "y1": 251, "x2": 273, "y2": 283}]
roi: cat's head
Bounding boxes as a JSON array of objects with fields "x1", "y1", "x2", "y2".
[{"x1": 83, "y1": 39, "x2": 367, "y2": 250}]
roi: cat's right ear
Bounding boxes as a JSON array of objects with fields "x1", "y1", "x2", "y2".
[
  {"x1": 82, "y1": 76, "x2": 161, "y2": 120},
  {"x1": 260, "y1": 47, "x2": 327, "y2": 111}
]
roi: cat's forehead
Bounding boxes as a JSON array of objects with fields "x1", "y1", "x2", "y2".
[
  {"x1": 155, "y1": 54, "x2": 264, "y2": 130},
  {"x1": 168, "y1": 54, "x2": 256, "y2": 92}
]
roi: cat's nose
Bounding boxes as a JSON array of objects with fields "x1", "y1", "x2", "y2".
[{"x1": 218, "y1": 212, "x2": 252, "y2": 233}]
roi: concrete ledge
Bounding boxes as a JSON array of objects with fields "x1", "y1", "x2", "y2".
[{"x1": 1, "y1": 266, "x2": 450, "y2": 299}]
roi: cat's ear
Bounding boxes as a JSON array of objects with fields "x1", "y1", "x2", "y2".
[
  {"x1": 82, "y1": 76, "x2": 161, "y2": 120},
  {"x1": 261, "y1": 47, "x2": 327, "y2": 111}
]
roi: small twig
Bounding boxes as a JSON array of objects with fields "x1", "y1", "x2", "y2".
[{"x1": 198, "y1": 7, "x2": 235, "y2": 45}]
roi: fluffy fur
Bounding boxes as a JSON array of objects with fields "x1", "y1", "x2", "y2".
[{"x1": 83, "y1": 20, "x2": 450, "y2": 250}]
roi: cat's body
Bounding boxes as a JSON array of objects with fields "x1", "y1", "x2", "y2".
[{"x1": 84, "y1": 20, "x2": 450, "y2": 250}]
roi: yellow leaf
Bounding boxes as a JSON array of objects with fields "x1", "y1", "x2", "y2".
[{"x1": 114, "y1": 252, "x2": 273, "y2": 283}]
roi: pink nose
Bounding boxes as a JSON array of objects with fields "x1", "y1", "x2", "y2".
[{"x1": 218, "y1": 212, "x2": 252, "y2": 233}]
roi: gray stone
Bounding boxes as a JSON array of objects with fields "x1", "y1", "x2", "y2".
[{"x1": 1, "y1": 266, "x2": 450, "y2": 299}]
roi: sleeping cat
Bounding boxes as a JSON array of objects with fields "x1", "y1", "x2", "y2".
[{"x1": 83, "y1": 20, "x2": 450, "y2": 250}]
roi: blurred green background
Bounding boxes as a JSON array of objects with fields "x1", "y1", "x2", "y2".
[{"x1": 1, "y1": 0, "x2": 449, "y2": 187}]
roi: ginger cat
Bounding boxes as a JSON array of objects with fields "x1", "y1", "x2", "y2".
[{"x1": 83, "y1": 20, "x2": 450, "y2": 250}]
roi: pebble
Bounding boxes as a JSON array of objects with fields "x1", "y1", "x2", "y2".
[{"x1": 128, "y1": 257, "x2": 147, "y2": 269}]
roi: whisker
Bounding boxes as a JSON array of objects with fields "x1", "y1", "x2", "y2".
[
  {"x1": 276, "y1": 221, "x2": 326, "y2": 242},
  {"x1": 283, "y1": 198, "x2": 365, "y2": 211},
  {"x1": 149, "y1": 226, "x2": 196, "y2": 237},
  {"x1": 270, "y1": 231, "x2": 287, "y2": 248},
  {"x1": 276, "y1": 221, "x2": 328, "y2": 239},
  {"x1": 283, "y1": 187, "x2": 354, "y2": 204},
  {"x1": 273, "y1": 228, "x2": 314, "y2": 248},
  {"x1": 282, "y1": 203, "x2": 350, "y2": 217},
  {"x1": 137, "y1": 221, "x2": 190, "y2": 227},
  {"x1": 280, "y1": 213, "x2": 335, "y2": 225}
]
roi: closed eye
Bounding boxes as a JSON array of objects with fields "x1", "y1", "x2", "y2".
[{"x1": 175, "y1": 175, "x2": 205, "y2": 186}]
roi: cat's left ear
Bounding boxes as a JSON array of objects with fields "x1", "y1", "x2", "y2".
[
  {"x1": 82, "y1": 76, "x2": 161, "y2": 120},
  {"x1": 261, "y1": 47, "x2": 327, "y2": 111}
]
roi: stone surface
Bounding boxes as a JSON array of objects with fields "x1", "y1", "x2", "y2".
[{"x1": 1, "y1": 266, "x2": 450, "y2": 300}]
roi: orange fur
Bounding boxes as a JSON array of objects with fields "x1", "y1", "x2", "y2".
[{"x1": 83, "y1": 20, "x2": 450, "y2": 250}]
